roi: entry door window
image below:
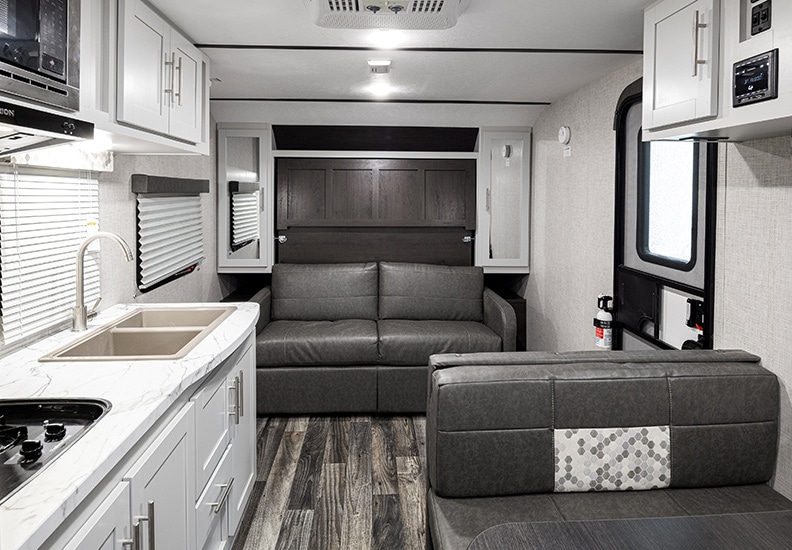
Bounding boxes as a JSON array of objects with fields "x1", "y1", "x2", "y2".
[{"x1": 637, "y1": 140, "x2": 698, "y2": 271}]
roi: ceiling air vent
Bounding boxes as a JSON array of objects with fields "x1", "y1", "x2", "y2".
[{"x1": 302, "y1": 0, "x2": 469, "y2": 29}]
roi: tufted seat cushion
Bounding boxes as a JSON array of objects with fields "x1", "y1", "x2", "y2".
[
  {"x1": 377, "y1": 320, "x2": 502, "y2": 365},
  {"x1": 256, "y1": 319, "x2": 378, "y2": 366}
]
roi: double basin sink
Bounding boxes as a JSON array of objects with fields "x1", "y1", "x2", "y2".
[{"x1": 39, "y1": 306, "x2": 236, "y2": 362}]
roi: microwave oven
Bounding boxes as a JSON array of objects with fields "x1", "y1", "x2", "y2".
[{"x1": 0, "y1": 0, "x2": 80, "y2": 111}]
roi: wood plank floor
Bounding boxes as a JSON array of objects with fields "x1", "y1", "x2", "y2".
[{"x1": 232, "y1": 416, "x2": 427, "y2": 550}]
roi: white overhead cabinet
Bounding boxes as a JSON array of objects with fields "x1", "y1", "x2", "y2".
[
  {"x1": 643, "y1": 0, "x2": 720, "y2": 130},
  {"x1": 117, "y1": 0, "x2": 204, "y2": 144},
  {"x1": 475, "y1": 129, "x2": 531, "y2": 273}
]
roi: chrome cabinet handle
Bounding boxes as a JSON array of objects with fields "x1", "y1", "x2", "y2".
[
  {"x1": 238, "y1": 370, "x2": 244, "y2": 418},
  {"x1": 175, "y1": 56, "x2": 183, "y2": 106},
  {"x1": 133, "y1": 500, "x2": 155, "y2": 550},
  {"x1": 692, "y1": 10, "x2": 707, "y2": 77},
  {"x1": 164, "y1": 52, "x2": 176, "y2": 104},
  {"x1": 209, "y1": 477, "x2": 235, "y2": 514},
  {"x1": 229, "y1": 377, "x2": 240, "y2": 425}
]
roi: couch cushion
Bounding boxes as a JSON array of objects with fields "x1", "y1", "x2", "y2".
[
  {"x1": 256, "y1": 319, "x2": 378, "y2": 366},
  {"x1": 378, "y1": 261, "x2": 484, "y2": 321},
  {"x1": 377, "y1": 320, "x2": 501, "y2": 366},
  {"x1": 271, "y1": 262, "x2": 378, "y2": 321}
]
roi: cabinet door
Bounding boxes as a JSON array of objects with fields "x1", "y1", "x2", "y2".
[
  {"x1": 169, "y1": 30, "x2": 204, "y2": 143},
  {"x1": 229, "y1": 341, "x2": 256, "y2": 535},
  {"x1": 192, "y1": 364, "x2": 231, "y2": 495},
  {"x1": 644, "y1": 0, "x2": 719, "y2": 129},
  {"x1": 63, "y1": 482, "x2": 131, "y2": 550},
  {"x1": 125, "y1": 403, "x2": 195, "y2": 550},
  {"x1": 117, "y1": 0, "x2": 170, "y2": 135},
  {"x1": 475, "y1": 130, "x2": 531, "y2": 272}
]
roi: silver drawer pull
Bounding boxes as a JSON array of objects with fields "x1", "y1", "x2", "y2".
[
  {"x1": 238, "y1": 370, "x2": 244, "y2": 418},
  {"x1": 228, "y1": 377, "x2": 240, "y2": 425},
  {"x1": 133, "y1": 500, "x2": 155, "y2": 550},
  {"x1": 209, "y1": 477, "x2": 235, "y2": 514}
]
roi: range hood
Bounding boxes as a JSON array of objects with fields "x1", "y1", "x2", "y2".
[{"x1": 0, "y1": 101, "x2": 94, "y2": 157}]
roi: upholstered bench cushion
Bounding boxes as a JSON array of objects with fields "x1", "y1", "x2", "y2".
[
  {"x1": 428, "y1": 484, "x2": 792, "y2": 550},
  {"x1": 379, "y1": 261, "x2": 484, "y2": 321},
  {"x1": 377, "y1": 320, "x2": 502, "y2": 365},
  {"x1": 271, "y1": 262, "x2": 378, "y2": 321},
  {"x1": 256, "y1": 319, "x2": 378, "y2": 366}
]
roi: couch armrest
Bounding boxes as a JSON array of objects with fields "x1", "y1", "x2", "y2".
[
  {"x1": 249, "y1": 286, "x2": 271, "y2": 335},
  {"x1": 482, "y1": 288, "x2": 517, "y2": 351}
]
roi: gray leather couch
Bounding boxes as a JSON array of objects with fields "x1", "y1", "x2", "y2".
[
  {"x1": 250, "y1": 261, "x2": 517, "y2": 414},
  {"x1": 426, "y1": 350, "x2": 792, "y2": 549}
]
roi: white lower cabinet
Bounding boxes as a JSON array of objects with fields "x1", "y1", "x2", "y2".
[
  {"x1": 62, "y1": 482, "x2": 132, "y2": 550},
  {"x1": 191, "y1": 336, "x2": 256, "y2": 549},
  {"x1": 55, "y1": 332, "x2": 256, "y2": 550},
  {"x1": 124, "y1": 403, "x2": 196, "y2": 550}
]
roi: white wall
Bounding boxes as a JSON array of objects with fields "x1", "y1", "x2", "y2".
[
  {"x1": 525, "y1": 60, "x2": 643, "y2": 351},
  {"x1": 96, "y1": 126, "x2": 228, "y2": 308},
  {"x1": 714, "y1": 136, "x2": 792, "y2": 497}
]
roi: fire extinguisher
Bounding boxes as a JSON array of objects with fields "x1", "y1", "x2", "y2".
[{"x1": 594, "y1": 295, "x2": 613, "y2": 350}]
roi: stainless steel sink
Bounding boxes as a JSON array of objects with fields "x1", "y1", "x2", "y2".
[{"x1": 39, "y1": 306, "x2": 237, "y2": 362}]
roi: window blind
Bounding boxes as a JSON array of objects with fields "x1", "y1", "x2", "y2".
[
  {"x1": 231, "y1": 191, "x2": 259, "y2": 247},
  {"x1": 0, "y1": 171, "x2": 100, "y2": 346},
  {"x1": 137, "y1": 195, "x2": 204, "y2": 290}
]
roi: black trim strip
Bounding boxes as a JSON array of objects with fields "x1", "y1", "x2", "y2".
[
  {"x1": 196, "y1": 44, "x2": 643, "y2": 55},
  {"x1": 211, "y1": 97, "x2": 551, "y2": 105}
]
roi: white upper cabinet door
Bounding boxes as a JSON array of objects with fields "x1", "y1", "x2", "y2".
[
  {"x1": 169, "y1": 31, "x2": 204, "y2": 143},
  {"x1": 117, "y1": 0, "x2": 170, "y2": 135},
  {"x1": 644, "y1": 0, "x2": 720, "y2": 130}
]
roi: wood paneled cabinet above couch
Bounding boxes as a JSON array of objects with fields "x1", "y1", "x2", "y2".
[{"x1": 250, "y1": 261, "x2": 517, "y2": 414}]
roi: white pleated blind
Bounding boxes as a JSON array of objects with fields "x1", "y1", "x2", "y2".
[
  {"x1": 231, "y1": 191, "x2": 259, "y2": 246},
  {"x1": 0, "y1": 172, "x2": 100, "y2": 346},
  {"x1": 137, "y1": 195, "x2": 204, "y2": 290}
]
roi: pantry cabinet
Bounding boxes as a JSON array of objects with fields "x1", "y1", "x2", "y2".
[
  {"x1": 117, "y1": 0, "x2": 205, "y2": 143},
  {"x1": 643, "y1": 0, "x2": 720, "y2": 129}
]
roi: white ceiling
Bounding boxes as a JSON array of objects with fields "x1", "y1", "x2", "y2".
[{"x1": 147, "y1": 0, "x2": 653, "y2": 106}]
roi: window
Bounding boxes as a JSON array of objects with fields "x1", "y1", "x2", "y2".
[
  {"x1": 636, "y1": 140, "x2": 699, "y2": 271},
  {"x1": 0, "y1": 169, "x2": 100, "y2": 348}
]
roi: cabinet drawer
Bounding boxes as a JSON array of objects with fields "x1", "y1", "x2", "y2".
[
  {"x1": 192, "y1": 367, "x2": 231, "y2": 495},
  {"x1": 195, "y1": 444, "x2": 233, "y2": 548}
]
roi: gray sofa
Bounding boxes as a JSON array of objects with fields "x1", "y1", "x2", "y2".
[
  {"x1": 426, "y1": 349, "x2": 792, "y2": 549},
  {"x1": 251, "y1": 261, "x2": 517, "y2": 414}
]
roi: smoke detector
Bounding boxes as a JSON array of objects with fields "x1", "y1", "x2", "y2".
[{"x1": 302, "y1": 0, "x2": 470, "y2": 30}]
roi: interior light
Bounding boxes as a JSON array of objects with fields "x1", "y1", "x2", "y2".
[
  {"x1": 365, "y1": 82, "x2": 394, "y2": 97},
  {"x1": 369, "y1": 29, "x2": 404, "y2": 49},
  {"x1": 367, "y1": 59, "x2": 392, "y2": 73}
]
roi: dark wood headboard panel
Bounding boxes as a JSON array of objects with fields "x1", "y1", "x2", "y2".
[{"x1": 275, "y1": 158, "x2": 476, "y2": 265}]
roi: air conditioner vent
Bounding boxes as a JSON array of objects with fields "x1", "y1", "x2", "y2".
[
  {"x1": 327, "y1": 0, "x2": 359, "y2": 12},
  {"x1": 413, "y1": 0, "x2": 444, "y2": 13},
  {"x1": 303, "y1": 0, "x2": 468, "y2": 29}
]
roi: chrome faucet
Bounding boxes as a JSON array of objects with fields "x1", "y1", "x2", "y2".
[{"x1": 73, "y1": 232, "x2": 134, "y2": 331}]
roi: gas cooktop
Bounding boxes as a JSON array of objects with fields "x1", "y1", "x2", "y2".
[{"x1": 0, "y1": 399, "x2": 110, "y2": 504}]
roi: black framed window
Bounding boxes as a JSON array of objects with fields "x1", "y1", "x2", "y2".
[{"x1": 636, "y1": 139, "x2": 699, "y2": 272}]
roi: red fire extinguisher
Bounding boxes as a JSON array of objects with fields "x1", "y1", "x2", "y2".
[{"x1": 594, "y1": 295, "x2": 613, "y2": 350}]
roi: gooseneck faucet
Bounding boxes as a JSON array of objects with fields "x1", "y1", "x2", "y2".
[{"x1": 73, "y1": 232, "x2": 134, "y2": 331}]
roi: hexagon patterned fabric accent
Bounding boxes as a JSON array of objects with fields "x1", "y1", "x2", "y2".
[{"x1": 554, "y1": 426, "x2": 671, "y2": 492}]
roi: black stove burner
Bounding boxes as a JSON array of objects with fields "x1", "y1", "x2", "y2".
[{"x1": 0, "y1": 399, "x2": 110, "y2": 504}]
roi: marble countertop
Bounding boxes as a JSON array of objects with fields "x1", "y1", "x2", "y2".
[{"x1": 0, "y1": 302, "x2": 259, "y2": 550}]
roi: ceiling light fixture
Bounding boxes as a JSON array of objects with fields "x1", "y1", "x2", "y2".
[
  {"x1": 367, "y1": 59, "x2": 392, "y2": 74},
  {"x1": 369, "y1": 29, "x2": 404, "y2": 49}
]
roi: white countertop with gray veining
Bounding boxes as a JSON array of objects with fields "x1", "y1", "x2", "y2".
[{"x1": 0, "y1": 302, "x2": 258, "y2": 550}]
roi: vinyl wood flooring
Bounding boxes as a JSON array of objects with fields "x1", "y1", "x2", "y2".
[{"x1": 232, "y1": 416, "x2": 428, "y2": 550}]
